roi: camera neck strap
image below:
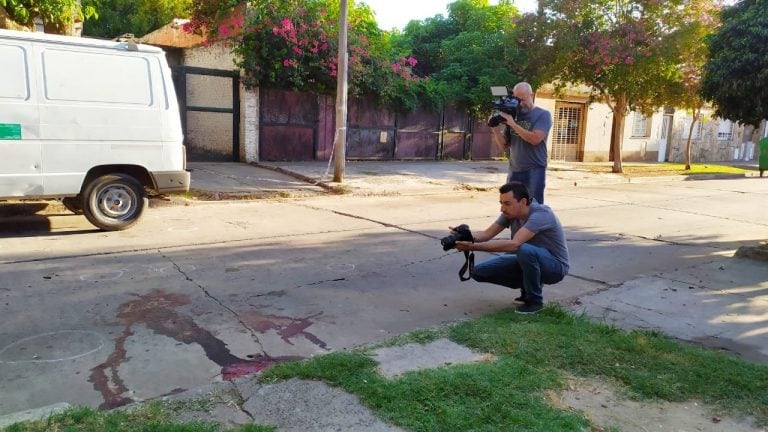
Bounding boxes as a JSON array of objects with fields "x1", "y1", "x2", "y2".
[{"x1": 459, "y1": 250, "x2": 474, "y2": 282}]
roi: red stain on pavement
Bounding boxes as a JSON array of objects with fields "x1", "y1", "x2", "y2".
[
  {"x1": 241, "y1": 310, "x2": 327, "y2": 349},
  {"x1": 91, "y1": 289, "x2": 323, "y2": 408}
]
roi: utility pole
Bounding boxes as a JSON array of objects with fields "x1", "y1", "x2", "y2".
[{"x1": 332, "y1": 0, "x2": 349, "y2": 182}]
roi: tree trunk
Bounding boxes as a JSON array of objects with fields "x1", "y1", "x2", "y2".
[
  {"x1": 684, "y1": 120, "x2": 695, "y2": 170},
  {"x1": 685, "y1": 108, "x2": 703, "y2": 170},
  {"x1": 610, "y1": 106, "x2": 627, "y2": 173}
]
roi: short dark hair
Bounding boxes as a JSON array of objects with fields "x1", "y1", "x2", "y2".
[{"x1": 499, "y1": 182, "x2": 531, "y2": 205}]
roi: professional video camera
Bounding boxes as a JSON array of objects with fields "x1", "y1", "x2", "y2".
[{"x1": 487, "y1": 86, "x2": 521, "y2": 127}]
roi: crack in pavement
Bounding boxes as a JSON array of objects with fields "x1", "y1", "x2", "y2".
[
  {"x1": 164, "y1": 252, "x2": 270, "y2": 358},
  {"x1": 296, "y1": 204, "x2": 440, "y2": 240},
  {"x1": 0, "y1": 228, "x2": 371, "y2": 265},
  {"x1": 229, "y1": 382, "x2": 256, "y2": 423}
]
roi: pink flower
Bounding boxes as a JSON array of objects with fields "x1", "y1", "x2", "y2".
[
  {"x1": 392, "y1": 63, "x2": 401, "y2": 73},
  {"x1": 408, "y1": 57, "x2": 418, "y2": 67},
  {"x1": 218, "y1": 24, "x2": 232, "y2": 37},
  {"x1": 292, "y1": 45, "x2": 302, "y2": 55}
]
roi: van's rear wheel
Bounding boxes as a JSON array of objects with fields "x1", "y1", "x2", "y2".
[
  {"x1": 61, "y1": 196, "x2": 83, "y2": 214},
  {"x1": 83, "y1": 174, "x2": 147, "y2": 231}
]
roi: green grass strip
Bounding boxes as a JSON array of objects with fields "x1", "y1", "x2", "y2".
[{"x1": 263, "y1": 305, "x2": 768, "y2": 431}]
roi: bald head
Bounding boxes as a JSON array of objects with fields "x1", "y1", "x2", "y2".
[{"x1": 512, "y1": 82, "x2": 535, "y2": 113}]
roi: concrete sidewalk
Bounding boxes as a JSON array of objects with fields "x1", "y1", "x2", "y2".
[
  {"x1": 187, "y1": 159, "x2": 760, "y2": 199},
  {"x1": 187, "y1": 160, "x2": 640, "y2": 198}
]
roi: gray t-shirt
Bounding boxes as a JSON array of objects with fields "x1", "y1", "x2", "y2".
[
  {"x1": 495, "y1": 201, "x2": 570, "y2": 273},
  {"x1": 504, "y1": 107, "x2": 552, "y2": 171}
]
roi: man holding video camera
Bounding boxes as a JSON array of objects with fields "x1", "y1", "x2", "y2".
[
  {"x1": 489, "y1": 82, "x2": 552, "y2": 204},
  {"x1": 452, "y1": 182, "x2": 568, "y2": 314}
]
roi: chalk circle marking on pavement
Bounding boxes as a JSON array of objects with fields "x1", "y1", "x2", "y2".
[
  {"x1": 79, "y1": 269, "x2": 125, "y2": 282},
  {"x1": 141, "y1": 264, "x2": 197, "y2": 273},
  {"x1": 327, "y1": 263, "x2": 356, "y2": 273},
  {"x1": 0, "y1": 330, "x2": 104, "y2": 364},
  {"x1": 167, "y1": 226, "x2": 200, "y2": 232}
]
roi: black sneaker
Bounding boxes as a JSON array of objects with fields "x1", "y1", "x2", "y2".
[
  {"x1": 514, "y1": 290, "x2": 527, "y2": 304},
  {"x1": 515, "y1": 303, "x2": 543, "y2": 314}
]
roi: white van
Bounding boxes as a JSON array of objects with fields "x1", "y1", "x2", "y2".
[{"x1": 0, "y1": 29, "x2": 190, "y2": 231}]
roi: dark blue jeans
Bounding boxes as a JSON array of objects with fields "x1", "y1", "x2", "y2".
[
  {"x1": 507, "y1": 167, "x2": 546, "y2": 204},
  {"x1": 471, "y1": 243, "x2": 566, "y2": 305}
]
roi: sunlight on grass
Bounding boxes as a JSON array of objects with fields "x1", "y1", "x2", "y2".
[
  {"x1": 580, "y1": 163, "x2": 749, "y2": 176},
  {"x1": 262, "y1": 305, "x2": 768, "y2": 431}
]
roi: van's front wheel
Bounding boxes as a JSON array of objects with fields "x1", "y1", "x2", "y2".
[{"x1": 83, "y1": 174, "x2": 147, "y2": 231}]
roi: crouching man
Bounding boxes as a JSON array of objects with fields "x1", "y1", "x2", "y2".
[{"x1": 454, "y1": 182, "x2": 569, "y2": 314}]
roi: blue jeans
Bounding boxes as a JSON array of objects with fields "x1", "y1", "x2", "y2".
[
  {"x1": 507, "y1": 167, "x2": 546, "y2": 204},
  {"x1": 471, "y1": 243, "x2": 566, "y2": 305}
]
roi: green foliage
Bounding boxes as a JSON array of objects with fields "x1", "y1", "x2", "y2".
[
  {"x1": 529, "y1": 0, "x2": 717, "y2": 172},
  {"x1": 393, "y1": 0, "x2": 525, "y2": 113},
  {"x1": 82, "y1": 0, "x2": 192, "y2": 39},
  {"x1": 701, "y1": 0, "x2": 768, "y2": 128},
  {"x1": 537, "y1": 0, "x2": 702, "y2": 112},
  {"x1": 1, "y1": 0, "x2": 97, "y2": 33},
  {"x1": 188, "y1": 0, "x2": 529, "y2": 113}
]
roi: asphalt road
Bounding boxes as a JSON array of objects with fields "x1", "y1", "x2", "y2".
[{"x1": 1, "y1": 177, "x2": 766, "y2": 416}]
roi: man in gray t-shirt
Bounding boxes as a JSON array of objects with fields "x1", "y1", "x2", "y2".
[
  {"x1": 489, "y1": 82, "x2": 552, "y2": 204},
  {"x1": 453, "y1": 182, "x2": 569, "y2": 314}
]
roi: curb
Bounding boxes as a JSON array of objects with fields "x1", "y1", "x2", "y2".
[
  {"x1": 249, "y1": 162, "x2": 344, "y2": 193},
  {"x1": 0, "y1": 196, "x2": 192, "y2": 217},
  {"x1": 0, "y1": 402, "x2": 71, "y2": 428}
]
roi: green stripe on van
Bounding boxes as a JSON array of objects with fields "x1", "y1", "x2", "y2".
[{"x1": 0, "y1": 124, "x2": 22, "y2": 140}]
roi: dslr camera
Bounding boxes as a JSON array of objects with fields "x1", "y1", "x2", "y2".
[
  {"x1": 487, "y1": 86, "x2": 521, "y2": 127},
  {"x1": 441, "y1": 224, "x2": 473, "y2": 251}
]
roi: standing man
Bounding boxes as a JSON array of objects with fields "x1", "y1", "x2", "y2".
[
  {"x1": 490, "y1": 82, "x2": 552, "y2": 204},
  {"x1": 453, "y1": 182, "x2": 569, "y2": 314}
]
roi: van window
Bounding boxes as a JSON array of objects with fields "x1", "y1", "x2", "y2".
[
  {"x1": 42, "y1": 49, "x2": 153, "y2": 105},
  {"x1": 0, "y1": 44, "x2": 30, "y2": 100}
]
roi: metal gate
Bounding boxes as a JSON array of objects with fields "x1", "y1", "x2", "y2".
[
  {"x1": 172, "y1": 66, "x2": 240, "y2": 162},
  {"x1": 551, "y1": 102, "x2": 585, "y2": 162}
]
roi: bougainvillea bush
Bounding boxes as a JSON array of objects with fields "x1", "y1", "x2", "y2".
[{"x1": 187, "y1": 0, "x2": 426, "y2": 111}]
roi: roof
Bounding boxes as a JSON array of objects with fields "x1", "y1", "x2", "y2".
[
  {"x1": 139, "y1": 19, "x2": 204, "y2": 49},
  {"x1": 0, "y1": 28, "x2": 163, "y2": 53}
]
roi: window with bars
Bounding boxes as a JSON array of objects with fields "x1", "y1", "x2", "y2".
[
  {"x1": 551, "y1": 103, "x2": 583, "y2": 162},
  {"x1": 631, "y1": 112, "x2": 651, "y2": 137},
  {"x1": 682, "y1": 118, "x2": 702, "y2": 140},
  {"x1": 717, "y1": 119, "x2": 734, "y2": 140}
]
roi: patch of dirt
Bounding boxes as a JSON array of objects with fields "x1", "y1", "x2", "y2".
[
  {"x1": 548, "y1": 377, "x2": 765, "y2": 432},
  {"x1": 454, "y1": 183, "x2": 494, "y2": 191},
  {"x1": 735, "y1": 243, "x2": 768, "y2": 262}
]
